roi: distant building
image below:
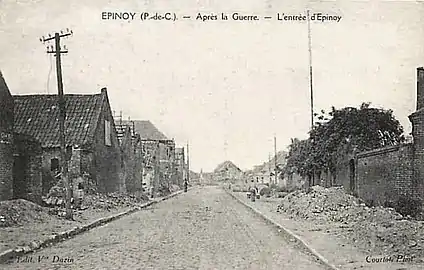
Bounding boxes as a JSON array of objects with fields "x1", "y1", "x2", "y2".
[
  {"x1": 13, "y1": 88, "x2": 122, "y2": 194},
  {"x1": 213, "y1": 161, "x2": 243, "y2": 182}
]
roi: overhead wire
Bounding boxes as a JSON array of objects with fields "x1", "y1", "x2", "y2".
[{"x1": 46, "y1": 53, "x2": 53, "y2": 94}]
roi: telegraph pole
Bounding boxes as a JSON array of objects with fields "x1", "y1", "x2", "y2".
[
  {"x1": 274, "y1": 136, "x2": 278, "y2": 185},
  {"x1": 307, "y1": 10, "x2": 314, "y2": 130},
  {"x1": 268, "y1": 153, "x2": 271, "y2": 184},
  {"x1": 307, "y1": 10, "x2": 316, "y2": 188},
  {"x1": 40, "y1": 29, "x2": 73, "y2": 220},
  {"x1": 186, "y1": 142, "x2": 190, "y2": 183}
]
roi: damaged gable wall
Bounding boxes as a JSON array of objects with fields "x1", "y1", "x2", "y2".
[{"x1": 0, "y1": 71, "x2": 14, "y2": 201}]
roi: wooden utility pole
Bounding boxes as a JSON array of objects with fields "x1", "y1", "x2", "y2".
[
  {"x1": 268, "y1": 153, "x2": 271, "y2": 184},
  {"x1": 186, "y1": 142, "x2": 190, "y2": 183},
  {"x1": 307, "y1": 10, "x2": 315, "y2": 187},
  {"x1": 307, "y1": 10, "x2": 314, "y2": 130},
  {"x1": 40, "y1": 29, "x2": 73, "y2": 220},
  {"x1": 274, "y1": 136, "x2": 278, "y2": 185},
  {"x1": 154, "y1": 142, "x2": 160, "y2": 196},
  {"x1": 140, "y1": 141, "x2": 144, "y2": 192}
]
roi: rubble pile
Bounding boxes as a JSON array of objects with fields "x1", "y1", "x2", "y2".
[
  {"x1": 82, "y1": 192, "x2": 149, "y2": 211},
  {"x1": 277, "y1": 186, "x2": 424, "y2": 260},
  {"x1": 169, "y1": 184, "x2": 181, "y2": 193},
  {"x1": 0, "y1": 199, "x2": 53, "y2": 227}
]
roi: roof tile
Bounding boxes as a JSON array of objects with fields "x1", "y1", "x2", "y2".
[{"x1": 13, "y1": 93, "x2": 104, "y2": 148}]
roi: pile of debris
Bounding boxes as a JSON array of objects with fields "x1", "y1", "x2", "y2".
[
  {"x1": 277, "y1": 186, "x2": 424, "y2": 261},
  {"x1": 169, "y1": 184, "x2": 181, "y2": 193},
  {"x1": 81, "y1": 192, "x2": 149, "y2": 211},
  {"x1": 0, "y1": 199, "x2": 53, "y2": 227}
]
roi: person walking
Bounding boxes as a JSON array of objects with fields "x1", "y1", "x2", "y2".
[
  {"x1": 150, "y1": 185, "x2": 154, "y2": 198},
  {"x1": 184, "y1": 179, "x2": 188, "y2": 192},
  {"x1": 249, "y1": 180, "x2": 257, "y2": 202}
]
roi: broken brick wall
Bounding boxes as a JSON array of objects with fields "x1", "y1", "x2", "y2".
[
  {"x1": 0, "y1": 78, "x2": 14, "y2": 201},
  {"x1": 0, "y1": 136, "x2": 13, "y2": 201},
  {"x1": 119, "y1": 129, "x2": 143, "y2": 194},
  {"x1": 92, "y1": 91, "x2": 122, "y2": 193},
  {"x1": 13, "y1": 133, "x2": 43, "y2": 204}
]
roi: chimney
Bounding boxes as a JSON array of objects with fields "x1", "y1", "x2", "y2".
[
  {"x1": 101, "y1": 87, "x2": 107, "y2": 94},
  {"x1": 417, "y1": 67, "x2": 424, "y2": 110}
]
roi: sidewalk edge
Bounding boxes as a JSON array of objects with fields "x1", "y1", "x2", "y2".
[{"x1": 226, "y1": 190, "x2": 340, "y2": 270}]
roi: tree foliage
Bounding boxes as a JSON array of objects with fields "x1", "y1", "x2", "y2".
[{"x1": 285, "y1": 102, "x2": 405, "y2": 177}]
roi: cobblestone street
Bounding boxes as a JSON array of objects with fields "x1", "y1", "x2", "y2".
[{"x1": 4, "y1": 186, "x2": 328, "y2": 270}]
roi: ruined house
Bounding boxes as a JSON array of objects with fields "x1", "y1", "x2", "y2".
[
  {"x1": 0, "y1": 71, "x2": 15, "y2": 201},
  {"x1": 115, "y1": 119, "x2": 143, "y2": 194},
  {"x1": 121, "y1": 120, "x2": 176, "y2": 196},
  {"x1": 0, "y1": 70, "x2": 14, "y2": 201},
  {"x1": 13, "y1": 87, "x2": 122, "y2": 195},
  {"x1": 0, "y1": 71, "x2": 43, "y2": 203}
]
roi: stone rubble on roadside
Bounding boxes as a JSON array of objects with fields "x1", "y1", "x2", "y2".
[
  {"x1": 277, "y1": 186, "x2": 424, "y2": 263},
  {"x1": 0, "y1": 199, "x2": 53, "y2": 227},
  {"x1": 0, "y1": 191, "x2": 150, "y2": 228},
  {"x1": 81, "y1": 192, "x2": 149, "y2": 211}
]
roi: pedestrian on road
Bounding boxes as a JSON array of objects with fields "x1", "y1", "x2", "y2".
[
  {"x1": 249, "y1": 180, "x2": 257, "y2": 202},
  {"x1": 184, "y1": 179, "x2": 188, "y2": 192},
  {"x1": 150, "y1": 186, "x2": 154, "y2": 198}
]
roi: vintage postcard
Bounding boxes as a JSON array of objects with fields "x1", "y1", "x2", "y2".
[{"x1": 0, "y1": 0, "x2": 423, "y2": 269}]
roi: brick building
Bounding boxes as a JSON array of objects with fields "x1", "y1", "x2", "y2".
[
  {"x1": 13, "y1": 87, "x2": 122, "y2": 194},
  {"x1": 0, "y1": 71, "x2": 15, "y2": 200},
  {"x1": 0, "y1": 71, "x2": 43, "y2": 203}
]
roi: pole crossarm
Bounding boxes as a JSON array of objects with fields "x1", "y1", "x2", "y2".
[{"x1": 40, "y1": 30, "x2": 72, "y2": 43}]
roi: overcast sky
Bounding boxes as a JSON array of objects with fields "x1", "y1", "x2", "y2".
[{"x1": 1, "y1": 0, "x2": 424, "y2": 172}]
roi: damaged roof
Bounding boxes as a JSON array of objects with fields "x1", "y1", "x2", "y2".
[
  {"x1": 121, "y1": 120, "x2": 168, "y2": 141},
  {"x1": 13, "y1": 92, "x2": 105, "y2": 148}
]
